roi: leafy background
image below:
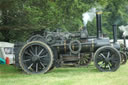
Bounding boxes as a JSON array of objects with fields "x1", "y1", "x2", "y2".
[{"x1": 0, "y1": 0, "x2": 128, "y2": 42}]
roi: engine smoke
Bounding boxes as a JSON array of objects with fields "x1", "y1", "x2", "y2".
[
  {"x1": 119, "y1": 25, "x2": 128, "y2": 36},
  {"x1": 82, "y1": 8, "x2": 96, "y2": 27}
]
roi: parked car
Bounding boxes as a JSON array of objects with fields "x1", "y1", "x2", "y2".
[{"x1": 0, "y1": 42, "x2": 15, "y2": 64}]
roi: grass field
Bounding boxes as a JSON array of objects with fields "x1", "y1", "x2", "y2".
[{"x1": 0, "y1": 63, "x2": 128, "y2": 85}]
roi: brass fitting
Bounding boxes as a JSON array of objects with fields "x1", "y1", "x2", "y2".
[{"x1": 96, "y1": 11, "x2": 103, "y2": 15}]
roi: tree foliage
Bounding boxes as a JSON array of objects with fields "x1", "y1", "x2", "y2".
[{"x1": 0, "y1": 0, "x2": 128, "y2": 42}]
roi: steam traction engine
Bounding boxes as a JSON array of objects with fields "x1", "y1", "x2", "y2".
[{"x1": 15, "y1": 12, "x2": 122, "y2": 74}]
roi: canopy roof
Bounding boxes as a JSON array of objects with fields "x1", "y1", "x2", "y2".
[{"x1": 0, "y1": 42, "x2": 14, "y2": 48}]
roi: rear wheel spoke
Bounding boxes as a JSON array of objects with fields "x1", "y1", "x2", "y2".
[
  {"x1": 35, "y1": 46, "x2": 38, "y2": 55},
  {"x1": 28, "y1": 63, "x2": 34, "y2": 69},
  {"x1": 40, "y1": 62, "x2": 45, "y2": 69},
  {"x1": 38, "y1": 49, "x2": 44, "y2": 56},
  {"x1": 23, "y1": 59, "x2": 31, "y2": 62},
  {"x1": 39, "y1": 54, "x2": 48, "y2": 58},
  {"x1": 36, "y1": 63, "x2": 38, "y2": 72},
  {"x1": 29, "y1": 49, "x2": 34, "y2": 56},
  {"x1": 25, "y1": 51, "x2": 32, "y2": 56}
]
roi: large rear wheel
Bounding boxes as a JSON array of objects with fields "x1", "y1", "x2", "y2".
[{"x1": 19, "y1": 41, "x2": 53, "y2": 74}]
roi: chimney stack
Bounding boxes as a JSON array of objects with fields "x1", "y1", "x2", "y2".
[
  {"x1": 96, "y1": 11, "x2": 102, "y2": 38},
  {"x1": 112, "y1": 24, "x2": 117, "y2": 43}
]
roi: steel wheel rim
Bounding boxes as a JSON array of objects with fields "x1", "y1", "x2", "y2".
[
  {"x1": 19, "y1": 41, "x2": 53, "y2": 74},
  {"x1": 95, "y1": 47, "x2": 120, "y2": 72}
]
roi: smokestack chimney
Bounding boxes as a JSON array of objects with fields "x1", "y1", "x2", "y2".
[
  {"x1": 123, "y1": 36, "x2": 127, "y2": 51},
  {"x1": 96, "y1": 11, "x2": 102, "y2": 38},
  {"x1": 112, "y1": 24, "x2": 117, "y2": 43}
]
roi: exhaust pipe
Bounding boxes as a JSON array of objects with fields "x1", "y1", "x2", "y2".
[
  {"x1": 112, "y1": 24, "x2": 117, "y2": 43},
  {"x1": 123, "y1": 36, "x2": 126, "y2": 51},
  {"x1": 96, "y1": 11, "x2": 102, "y2": 38}
]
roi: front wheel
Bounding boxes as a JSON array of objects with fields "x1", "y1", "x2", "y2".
[
  {"x1": 120, "y1": 51, "x2": 127, "y2": 65},
  {"x1": 19, "y1": 41, "x2": 53, "y2": 74},
  {"x1": 94, "y1": 46, "x2": 121, "y2": 72}
]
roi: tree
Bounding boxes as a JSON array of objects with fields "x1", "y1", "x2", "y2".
[{"x1": 0, "y1": 0, "x2": 128, "y2": 42}]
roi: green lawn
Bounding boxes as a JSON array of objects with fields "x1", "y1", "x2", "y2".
[{"x1": 0, "y1": 63, "x2": 128, "y2": 85}]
